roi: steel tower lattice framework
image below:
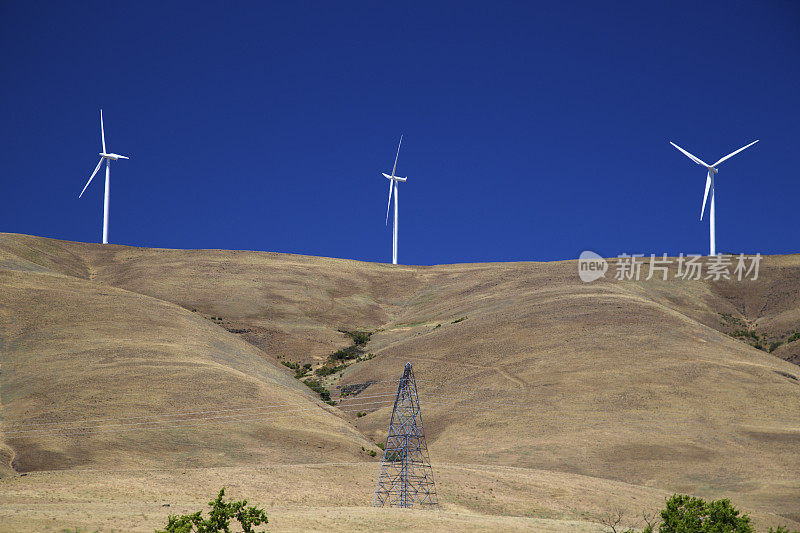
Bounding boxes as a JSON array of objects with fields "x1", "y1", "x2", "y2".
[{"x1": 373, "y1": 362, "x2": 438, "y2": 509}]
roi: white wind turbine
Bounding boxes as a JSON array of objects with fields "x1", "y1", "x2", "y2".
[
  {"x1": 670, "y1": 139, "x2": 758, "y2": 256},
  {"x1": 382, "y1": 135, "x2": 407, "y2": 265},
  {"x1": 79, "y1": 110, "x2": 129, "y2": 244}
]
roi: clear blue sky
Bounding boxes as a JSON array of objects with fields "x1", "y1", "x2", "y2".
[{"x1": 1, "y1": 1, "x2": 797, "y2": 264}]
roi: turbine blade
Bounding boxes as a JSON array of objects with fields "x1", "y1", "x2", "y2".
[
  {"x1": 670, "y1": 142, "x2": 710, "y2": 167},
  {"x1": 700, "y1": 171, "x2": 711, "y2": 220},
  {"x1": 79, "y1": 158, "x2": 105, "y2": 198},
  {"x1": 100, "y1": 109, "x2": 106, "y2": 153},
  {"x1": 385, "y1": 179, "x2": 393, "y2": 225},
  {"x1": 712, "y1": 140, "x2": 759, "y2": 167},
  {"x1": 390, "y1": 135, "x2": 403, "y2": 178}
]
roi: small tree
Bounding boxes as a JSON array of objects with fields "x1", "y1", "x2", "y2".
[
  {"x1": 658, "y1": 494, "x2": 752, "y2": 533},
  {"x1": 602, "y1": 495, "x2": 797, "y2": 533},
  {"x1": 156, "y1": 488, "x2": 268, "y2": 533}
]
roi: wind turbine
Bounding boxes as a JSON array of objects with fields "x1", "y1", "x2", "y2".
[
  {"x1": 670, "y1": 139, "x2": 758, "y2": 256},
  {"x1": 79, "y1": 110, "x2": 129, "y2": 244},
  {"x1": 382, "y1": 135, "x2": 407, "y2": 265}
]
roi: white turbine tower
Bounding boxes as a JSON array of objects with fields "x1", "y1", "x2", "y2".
[
  {"x1": 79, "y1": 110, "x2": 129, "y2": 244},
  {"x1": 670, "y1": 139, "x2": 758, "y2": 256},
  {"x1": 382, "y1": 135, "x2": 407, "y2": 265}
]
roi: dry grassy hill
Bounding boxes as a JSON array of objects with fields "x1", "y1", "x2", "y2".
[{"x1": 0, "y1": 232, "x2": 798, "y2": 531}]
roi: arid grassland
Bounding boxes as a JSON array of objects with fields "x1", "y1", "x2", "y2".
[{"x1": 1, "y1": 233, "x2": 798, "y2": 531}]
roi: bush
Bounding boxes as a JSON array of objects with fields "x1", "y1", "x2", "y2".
[
  {"x1": 356, "y1": 411, "x2": 366, "y2": 418},
  {"x1": 351, "y1": 331, "x2": 371, "y2": 346},
  {"x1": 156, "y1": 488, "x2": 267, "y2": 533},
  {"x1": 340, "y1": 329, "x2": 372, "y2": 346},
  {"x1": 602, "y1": 494, "x2": 795, "y2": 533},
  {"x1": 384, "y1": 450, "x2": 402, "y2": 462},
  {"x1": 658, "y1": 494, "x2": 752, "y2": 533},
  {"x1": 302, "y1": 379, "x2": 331, "y2": 401},
  {"x1": 332, "y1": 347, "x2": 360, "y2": 361},
  {"x1": 315, "y1": 363, "x2": 347, "y2": 377},
  {"x1": 451, "y1": 316, "x2": 467, "y2": 324},
  {"x1": 734, "y1": 329, "x2": 759, "y2": 341}
]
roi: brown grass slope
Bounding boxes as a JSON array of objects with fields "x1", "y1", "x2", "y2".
[
  {"x1": 0, "y1": 463, "x2": 677, "y2": 532},
  {"x1": 0, "y1": 232, "x2": 799, "y2": 530},
  {"x1": 345, "y1": 263, "x2": 800, "y2": 522},
  {"x1": 0, "y1": 236, "x2": 374, "y2": 476}
]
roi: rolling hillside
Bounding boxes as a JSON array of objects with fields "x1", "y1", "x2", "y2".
[{"x1": 0, "y1": 232, "x2": 798, "y2": 531}]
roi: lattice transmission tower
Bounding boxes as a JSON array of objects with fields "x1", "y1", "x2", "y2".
[{"x1": 373, "y1": 362, "x2": 438, "y2": 509}]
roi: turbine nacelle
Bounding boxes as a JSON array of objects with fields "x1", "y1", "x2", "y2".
[
  {"x1": 99, "y1": 152, "x2": 130, "y2": 161},
  {"x1": 382, "y1": 172, "x2": 407, "y2": 182}
]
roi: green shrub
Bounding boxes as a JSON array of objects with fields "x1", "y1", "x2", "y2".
[
  {"x1": 603, "y1": 494, "x2": 786, "y2": 533},
  {"x1": 451, "y1": 316, "x2": 467, "y2": 324},
  {"x1": 315, "y1": 363, "x2": 347, "y2": 377},
  {"x1": 350, "y1": 331, "x2": 371, "y2": 346},
  {"x1": 368, "y1": 450, "x2": 377, "y2": 457},
  {"x1": 384, "y1": 450, "x2": 402, "y2": 462},
  {"x1": 302, "y1": 379, "x2": 331, "y2": 401},
  {"x1": 155, "y1": 488, "x2": 267, "y2": 533},
  {"x1": 339, "y1": 329, "x2": 371, "y2": 346},
  {"x1": 657, "y1": 494, "x2": 752, "y2": 533},
  {"x1": 376, "y1": 442, "x2": 385, "y2": 450},
  {"x1": 299, "y1": 328, "x2": 376, "y2": 385},
  {"x1": 356, "y1": 412, "x2": 366, "y2": 418},
  {"x1": 734, "y1": 329, "x2": 758, "y2": 341},
  {"x1": 332, "y1": 347, "x2": 360, "y2": 361}
]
